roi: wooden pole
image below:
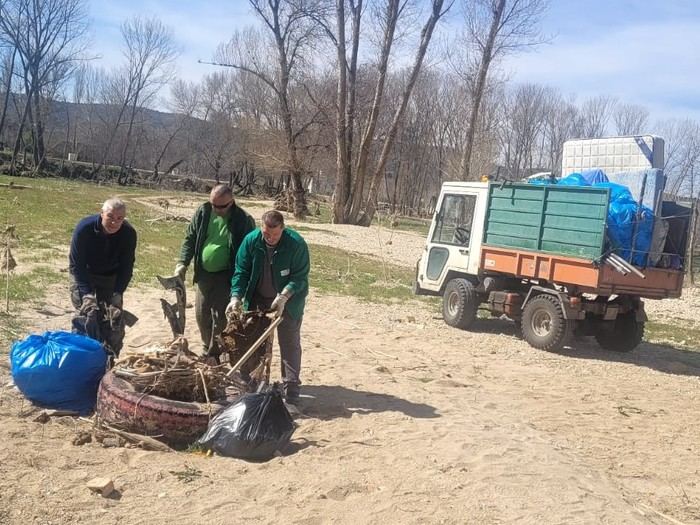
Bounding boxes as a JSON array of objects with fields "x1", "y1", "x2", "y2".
[
  {"x1": 4, "y1": 240, "x2": 9, "y2": 313},
  {"x1": 689, "y1": 199, "x2": 697, "y2": 285}
]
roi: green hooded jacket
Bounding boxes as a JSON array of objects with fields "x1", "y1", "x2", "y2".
[
  {"x1": 177, "y1": 202, "x2": 255, "y2": 284},
  {"x1": 230, "y1": 227, "x2": 310, "y2": 320}
]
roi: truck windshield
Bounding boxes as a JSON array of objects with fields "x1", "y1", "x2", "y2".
[{"x1": 432, "y1": 194, "x2": 476, "y2": 247}]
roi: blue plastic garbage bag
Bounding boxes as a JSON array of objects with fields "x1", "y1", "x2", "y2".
[
  {"x1": 10, "y1": 331, "x2": 108, "y2": 414},
  {"x1": 197, "y1": 384, "x2": 295, "y2": 460}
]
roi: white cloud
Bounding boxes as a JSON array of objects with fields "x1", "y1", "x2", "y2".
[{"x1": 501, "y1": 20, "x2": 700, "y2": 120}]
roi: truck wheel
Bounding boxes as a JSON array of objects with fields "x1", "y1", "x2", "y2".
[
  {"x1": 442, "y1": 278, "x2": 478, "y2": 330},
  {"x1": 595, "y1": 313, "x2": 644, "y2": 352},
  {"x1": 521, "y1": 294, "x2": 574, "y2": 351}
]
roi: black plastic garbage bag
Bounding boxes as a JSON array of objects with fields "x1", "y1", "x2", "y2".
[{"x1": 197, "y1": 384, "x2": 295, "y2": 460}]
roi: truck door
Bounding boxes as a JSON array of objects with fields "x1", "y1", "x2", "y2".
[{"x1": 419, "y1": 192, "x2": 479, "y2": 291}]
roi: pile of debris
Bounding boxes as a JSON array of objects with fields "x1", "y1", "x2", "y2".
[
  {"x1": 112, "y1": 337, "x2": 232, "y2": 402},
  {"x1": 217, "y1": 310, "x2": 274, "y2": 389}
]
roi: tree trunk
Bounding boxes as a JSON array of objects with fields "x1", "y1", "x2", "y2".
[
  {"x1": 346, "y1": 0, "x2": 400, "y2": 223},
  {"x1": 0, "y1": 48, "x2": 16, "y2": 144},
  {"x1": 358, "y1": 0, "x2": 447, "y2": 226},
  {"x1": 10, "y1": 90, "x2": 32, "y2": 175},
  {"x1": 30, "y1": 83, "x2": 45, "y2": 167},
  {"x1": 332, "y1": 0, "x2": 349, "y2": 223},
  {"x1": 459, "y1": 0, "x2": 505, "y2": 181}
]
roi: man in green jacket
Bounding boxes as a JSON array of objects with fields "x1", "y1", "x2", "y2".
[
  {"x1": 175, "y1": 184, "x2": 255, "y2": 359},
  {"x1": 226, "y1": 210, "x2": 310, "y2": 402}
]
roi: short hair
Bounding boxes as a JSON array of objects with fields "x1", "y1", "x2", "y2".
[
  {"x1": 210, "y1": 184, "x2": 233, "y2": 200},
  {"x1": 102, "y1": 197, "x2": 126, "y2": 214},
  {"x1": 262, "y1": 210, "x2": 285, "y2": 228}
]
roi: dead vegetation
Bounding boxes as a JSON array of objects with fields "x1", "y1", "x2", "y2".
[{"x1": 112, "y1": 337, "x2": 232, "y2": 403}]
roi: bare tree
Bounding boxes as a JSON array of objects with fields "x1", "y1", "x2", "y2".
[
  {"x1": 329, "y1": 0, "x2": 452, "y2": 225},
  {"x1": 613, "y1": 102, "x2": 649, "y2": 136},
  {"x1": 498, "y1": 82, "x2": 549, "y2": 179},
  {"x1": 192, "y1": 71, "x2": 242, "y2": 183},
  {"x1": 659, "y1": 118, "x2": 700, "y2": 197},
  {"x1": 0, "y1": 46, "x2": 17, "y2": 145},
  {"x1": 456, "y1": 0, "x2": 548, "y2": 180},
  {"x1": 579, "y1": 94, "x2": 617, "y2": 138},
  {"x1": 212, "y1": 1, "x2": 327, "y2": 218},
  {"x1": 152, "y1": 79, "x2": 199, "y2": 182},
  {"x1": 92, "y1": 16, "x2": 178, "y2": 181},
  {"x1": 541, "y1": 91, "x2": 579, "y2": 174},
  {"x1": 114, "y1": 16, "x2": 178, "y2": 181},
  {"x1": 0, "y1": 0, "x2": 88, "y2": 171}
]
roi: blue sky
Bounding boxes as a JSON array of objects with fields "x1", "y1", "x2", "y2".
[
  {"x1": 499, "y1": 0, "x2": 700, "y2": 121},
  {"x1": 88, "y1": 0, "x2": 700, "y2": 122}
]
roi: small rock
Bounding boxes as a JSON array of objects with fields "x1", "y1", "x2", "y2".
[
  {"x1": 86, "y1": 477, "x2": 114, "y2": 497},
  {"x1": 72, "y1": 432, "x2": 92, "y2": 446},
  {"x1": 406, "y1": 315, "x2": 416, "y2": 323},
  {"x1": 101, "y1": 437, "x2": 123, "y2": 448},
  {"x1": 33, "y1": 412, "x2": 51, "y2": 424}
]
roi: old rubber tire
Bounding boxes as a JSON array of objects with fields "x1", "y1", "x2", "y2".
[
  {"x1": 442, "y1": 278, "x2": 478, "y2": 330},
  {"x1": 521, "y1": 294, "x2": 574, "y2": 351},
  {"x1": 95, "y1": 371, "x2": 229, "y2": 446},
  {"x1": 595, "y1": 313, "x2": 644, "y2": 352}
]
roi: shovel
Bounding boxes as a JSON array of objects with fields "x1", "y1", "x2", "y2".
[{"x1": 157, "y1": 274, "x2": 186, "y2": 337}]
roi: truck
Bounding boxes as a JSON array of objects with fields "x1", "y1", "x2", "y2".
[{"x1": 413, "y1": 136, "x2": 694, "y2": 352}]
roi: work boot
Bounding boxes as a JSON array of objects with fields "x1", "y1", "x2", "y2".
[{"x1": 284, "y1": 382, "x2": 300, "y2": 404}]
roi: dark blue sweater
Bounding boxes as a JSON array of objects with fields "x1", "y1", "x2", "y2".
[{"x1": 69, "y1": 214, "x2": 137, "y2": 296}]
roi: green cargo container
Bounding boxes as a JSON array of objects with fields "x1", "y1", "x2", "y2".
[{"x1": 483, "y1": 183, "x2": 610, "y2": 260}]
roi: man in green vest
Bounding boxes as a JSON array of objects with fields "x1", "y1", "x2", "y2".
[
  {"x1": 175, "y1": 185, "x2": 255, "y2": 359},
  {"x1": 226, "y1": 210, "x2": 310, "y2": 403}
]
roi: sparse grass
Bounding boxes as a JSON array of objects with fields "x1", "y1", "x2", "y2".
[
  {"x1": 0, "y1": 174, "x2": 436, "y2": 351},
  {"x1": 645, "y1": 321, "x2": 700, "y2": 350},
  {"x1": 375, "y1": 214, "x2": 431, "y2": 236},
  {"x1": 3, "y1": 267, "x2": 63, "y2": 304},
  {"x1": 304, "y1": 200, "x2": 333, "y2": 224},
  {"x1": 0, "y1": 174, "x2": 200, "y2": 287},
  {"x1": 0, "y1": 312, "x2": 24, "y2": 353},
  {"x1": 290, "y1": 225, "x2": 340, "y2": 237},
  {"x1": 310, "y1": 243, "x2": 420, "y2": 303},
  {"x1": 299, "y1": 199, "x2": 430, "y2": 236}
]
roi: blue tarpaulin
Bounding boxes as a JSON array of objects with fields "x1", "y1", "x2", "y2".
[{"x1": 528, "y1": 169, "x2": 654, "y2": 266}]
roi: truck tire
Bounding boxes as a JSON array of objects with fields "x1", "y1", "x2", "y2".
[
  {"x1": 521, "y1": 294, "x2": 574, "y2": 351},
  {"x1": 595, "y1": 313, "x2": 644, "y2": 352},
  {"x1": 442, "y1": 278, "x2": 478, "y2": 330}
]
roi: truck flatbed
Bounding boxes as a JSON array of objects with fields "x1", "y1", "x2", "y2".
[{"x1": 480, "y1": 245, "x2": 684, "y2": 299}]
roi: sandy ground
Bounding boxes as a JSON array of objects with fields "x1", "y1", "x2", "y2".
[{"x1": 1, "y1": 196, "x2": 700, "y2": 525}]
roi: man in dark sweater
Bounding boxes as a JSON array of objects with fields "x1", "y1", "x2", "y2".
[
  {"x1": 175, "y1": 185, "x2": 255, "y2": 359},
  {"x1": 69, "y1": 197, "x2": 137, "y2": 354}
]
